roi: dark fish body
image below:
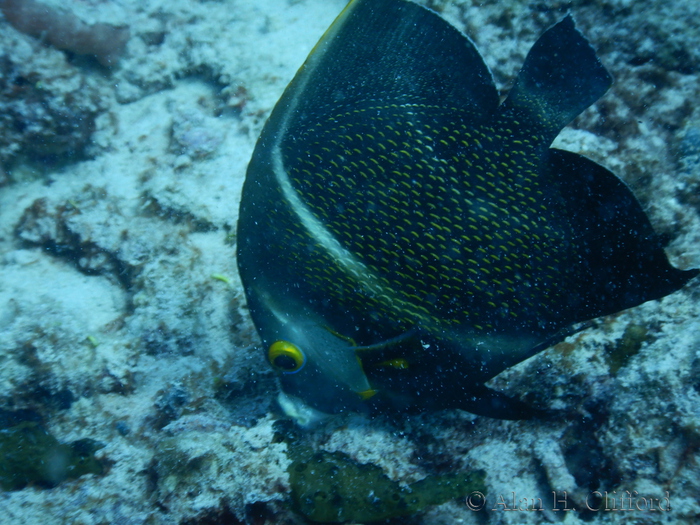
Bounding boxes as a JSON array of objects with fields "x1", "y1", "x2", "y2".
[{"x1": 237, "y1": 0, "x2": 698, "y2": 421}]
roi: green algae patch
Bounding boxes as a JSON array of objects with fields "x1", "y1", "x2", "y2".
[
  {"x1": 0, "y1": 421, "x2": 105, "y2": 491},
  {"x1": 288, "y1": 447, "x2": 485, "y2": 523},
  {"x1": 607, "y1": 324, "x2": 649, "y2": 375}
]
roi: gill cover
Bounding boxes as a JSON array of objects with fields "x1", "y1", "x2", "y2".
[{"x1": 245, "y1": 287, "x2": 373, "y2": 415}]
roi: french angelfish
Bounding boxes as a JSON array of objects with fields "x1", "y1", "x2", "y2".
[{"x1": 236, "y1": 0, "x2": 698, "y2": 423}]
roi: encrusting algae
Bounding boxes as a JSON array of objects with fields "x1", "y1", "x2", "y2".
[
  {"x1": 278, "y1": 422, "x2": 485, "y2": 522},
  {"x1": 0, "y1": 418, "x2": 105, "y2": 491}
]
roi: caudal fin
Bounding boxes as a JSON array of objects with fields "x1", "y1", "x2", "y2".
[{"x1": 549, "y1": 148, "x2": 698, "y2": 322}]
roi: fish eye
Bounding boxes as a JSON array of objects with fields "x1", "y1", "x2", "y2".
[{"x1": 268, "y1": 340, "x2": 305, "y2": 374}]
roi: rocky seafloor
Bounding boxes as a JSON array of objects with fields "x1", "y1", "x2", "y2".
[{"x1": 1, "y1": 0, "x2": 699, "y2": 523}]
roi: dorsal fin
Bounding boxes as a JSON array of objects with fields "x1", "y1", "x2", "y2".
[
  {"x1": 500, "y1": 15, "x2": 612, "y2": 143},
  {"x1": 274, "y1": 0, "x2": 498, "y2": 139}
]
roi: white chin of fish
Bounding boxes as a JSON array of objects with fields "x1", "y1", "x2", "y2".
[{"x1": 277, "y1": 391, "x2": 331, "y2": 427}]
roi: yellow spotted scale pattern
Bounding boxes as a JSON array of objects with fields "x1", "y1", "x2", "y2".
[{"x1": 274, "y1": 101, "x2": 577, "y2": 336}]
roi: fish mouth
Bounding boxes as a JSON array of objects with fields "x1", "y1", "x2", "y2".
[{"x1": 276, "y1": 391, "x2": 332, "y2": 427}]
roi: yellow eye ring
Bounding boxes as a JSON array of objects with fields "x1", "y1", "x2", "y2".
[{"x1": 268, "y1": 340, "x2": 305, "y2": 374}]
